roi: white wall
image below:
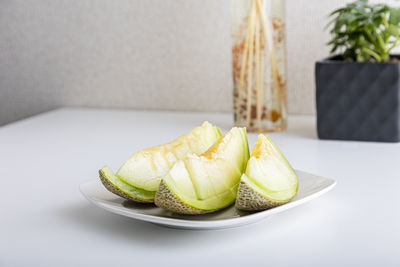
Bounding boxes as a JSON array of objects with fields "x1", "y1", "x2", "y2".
[{"x1": 1, "y1": 0, "x2": 398, "y2": 125}]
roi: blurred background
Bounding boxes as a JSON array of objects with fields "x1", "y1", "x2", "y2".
[{"x1": 1, "y1": 0, "x2": 399, "y2": 126}]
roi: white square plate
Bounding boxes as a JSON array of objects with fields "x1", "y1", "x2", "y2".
[{"x1": 80, "y1": 170, "x2": 336, "y2": 230}]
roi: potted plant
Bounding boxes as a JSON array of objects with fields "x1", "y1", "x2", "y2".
[{"x1": 316, "y1": 0, "x2": 400, "y2": 142}]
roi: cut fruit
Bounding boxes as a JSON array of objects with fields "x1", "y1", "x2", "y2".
[
  {"x1": 236, "y1": 134, "x2": 298, "y2": 211},
  {"x1": 99, "y1": 166, "x2": 155, "y2": 202},
  {"x1": 155, "y1": 127, "x2": 249, "y2": 214},
  {"x1": 99, "y1": 122, "x2": 221, "y2": 202}
]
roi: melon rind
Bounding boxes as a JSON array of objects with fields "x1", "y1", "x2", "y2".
[
  {"x1": 155, "y1": 181, "x2": 214, "y2": 215},
  {"x1": 235, "y1": 174, "x2": 297, "y2": 210},
  {"x1": 235, "y1": 135, "x2": 298, "y2": 211},
  {"x1": 99, "y1": 166, "x2": 155, "y2": 203},
  {"x1": 155, "y1": 127, "x2": 249, "y2": 214}
]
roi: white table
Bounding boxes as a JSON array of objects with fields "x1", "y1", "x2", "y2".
[{"x1": 1, "y1": 108, "x2": 399, "y2": 267}]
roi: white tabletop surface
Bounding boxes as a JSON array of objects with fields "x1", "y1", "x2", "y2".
[{"x1": 1, "y1": 108, "x2": 399, "y2": 267}]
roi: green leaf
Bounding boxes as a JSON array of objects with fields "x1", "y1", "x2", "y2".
[
  {"x1": 330, "y1": 45, "x2": 339, "y2": 54},
  {"x1": 387, "y1": 24, "x2": 399, "y2": 37},
  {"x1": 389, "y1": 8, "x2": 400, "y2": 25},
  {"x1": 329, "y1": 8, "x2": 346, "y2": 17}
]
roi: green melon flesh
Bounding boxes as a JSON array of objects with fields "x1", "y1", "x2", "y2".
[
  {"x1": 155, "y1": 127, "x2": 249, "y2": 214},
  {"x1": 99, "y1": 122, "x2": 221, "y2": 202},
  {"x1": 236, "y1": 134, "x2": 298, "y2": 211},
  {"x1": 99, "y1": 166, "x2": 155, "y2": 202}
]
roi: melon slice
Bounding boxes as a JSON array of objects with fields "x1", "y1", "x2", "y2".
[
  {"x1": 236, "y1": 134, "x2": 298, "y2": 211},
  {"x1": 99, "y1": 166, "x2": 155, "y2": 202},
  {"x1": 155, "y1": 127, "x2": 249, "y2": 214},
  {"x1": 99, "y1": 122, "x2": 221, "y2": 202}
]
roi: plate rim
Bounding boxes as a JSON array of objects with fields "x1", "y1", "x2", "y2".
[{"x1": 80, "y1": 170, "x2": 336, "y2": 229}]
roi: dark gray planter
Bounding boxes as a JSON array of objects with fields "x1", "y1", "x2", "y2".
[{"x1": 315, "y1": 55, "x2": 400, "y2": 142}]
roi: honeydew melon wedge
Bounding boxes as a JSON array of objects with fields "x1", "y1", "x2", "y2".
[
  {"x1": 236, "y1": 134, "x2": 298, "y2": 211},
  {"x1": 99, "y1": 166, "x2": 155, "y2": 202},
  {"x1": 155, "y1": 127, "x2": 249, "y2": 214},
  {"x1": 99, "y1": 122, "x2": 221, "y2": 202}
]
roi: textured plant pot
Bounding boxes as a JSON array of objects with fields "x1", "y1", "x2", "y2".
[{"x1": 315, "y1": 55, "x2": 400, "y2": 142}]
